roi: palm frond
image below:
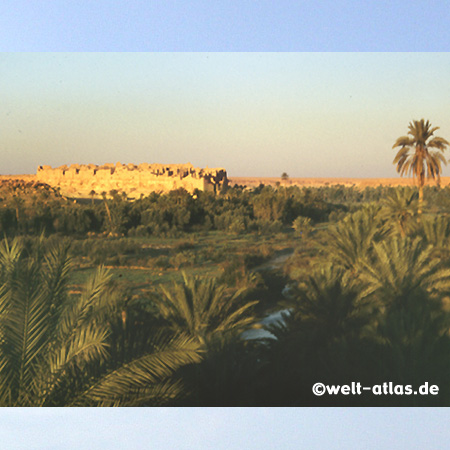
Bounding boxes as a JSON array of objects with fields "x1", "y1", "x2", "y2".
[
  {"x1": 70, "y1": 333, "x2": 202, "y2": 406},
  {"x1": 0, "y1": 251, "x2": 51, "y2": 405},
  {"x1": 56, "y1": 266, "x2": 112, "y2": 342},
  {"x1": 393, "y1": 136, "x2": 414, "y2": 149},
  {"x1": 36, "y1": 322, "x2": 110, "y2": 405}
]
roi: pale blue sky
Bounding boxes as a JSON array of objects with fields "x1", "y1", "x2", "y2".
[
  {"x1": 2, "y1": 52, "x2": 450, "y2": 177},
  {"x1": 0, "y1": 0, "x2": 449, "y2": 51},
  {"x1": 1, "y1": 408, "x2": 449, "y2": 449}
]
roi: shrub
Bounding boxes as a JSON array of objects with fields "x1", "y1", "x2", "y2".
[{"x1": 293, "y1": 216, "x2": 313, "y2": 237}]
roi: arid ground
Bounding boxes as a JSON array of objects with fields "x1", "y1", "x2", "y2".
[{"x1": 228, "y1": 176, "x2": 450, "y2": 189}]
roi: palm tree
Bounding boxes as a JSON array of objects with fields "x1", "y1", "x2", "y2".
[
  {"x1": 154, "y1": 272, "x2": 259, "y2": 345},
  {"x1": 319, "y1": 205, "x2": 386, "y2": 275},
  {"x1": 360, "y1": 236, "x2": 450, "y2": 307},
  {"x1": 364, "y1": 245, "x2": 450, "y2": 403},
  {"x1": 393, "y1": 119, "x2": 449, "y2": 215},
  {"x1": 281, "y1": 265, "x2": 377, "y2": 344},
  {"x1": 375, "y1": 286, "x2": 450, "y2": 373},
  {"x1": 380, "y1": 188, "x2": 418, "y2": 237},
  {"x1": 10, "y1": 195, "x2": 24, "y2": 232},
  {"x1": 262, "y1": 265, "x2": 379, "y2": 406},
  {"x1": 152, "y1": 273, "x2": 261, "y2": 406},
  {"x1": 101, "y1": 191, "x2": 114, "y2": 233},
  {"x1": 89, "y1": 189, "x2": 96, "y2": 205},
  {"x1": 0, "y1": 238, "x2": 201, "y2": 406},
  {"x1": 292, "y1": 216, "x2": 313, "y2": 238}
]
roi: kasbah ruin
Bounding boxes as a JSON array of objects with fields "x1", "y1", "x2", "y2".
[
  {"x1": 3, "y1": 162, "x2": 449, "y2": 199},
  {"x1": 35, "y1": 163, "x2": 229, "y2": 198}
]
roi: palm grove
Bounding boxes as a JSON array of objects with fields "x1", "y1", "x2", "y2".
[{"x1": 1, "y1": 119, "x2": 450, "y2": 406}]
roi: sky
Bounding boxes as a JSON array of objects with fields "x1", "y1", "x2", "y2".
[
  {"x1": 2, "y1": 52, "x2": 450, "y2": 178},
  {"x1": 1, "y1": 408, "x2": 449, "y2": 450},
  {"x1": 0, "y1": 0, "x2": 449, "y2": 52}
]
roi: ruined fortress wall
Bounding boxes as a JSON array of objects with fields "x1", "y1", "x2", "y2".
[{"x1": 36, "y1": 163, "x2": 228, "y2": 198}]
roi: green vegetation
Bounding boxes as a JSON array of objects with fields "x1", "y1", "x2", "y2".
[{"x1": 3, "y1": 152, "x2": 450, "y2": 405}]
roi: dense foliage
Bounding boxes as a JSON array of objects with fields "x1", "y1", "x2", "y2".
[
  {"x1": 2, "y1": 180, "x2": 450, "y2": 405},
  {"x1": 0, "y1": 181, "x2": 353, "y2": 237}
]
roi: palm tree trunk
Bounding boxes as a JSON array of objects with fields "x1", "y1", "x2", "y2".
[
  {"x1": 102, "y1": 194, "x2": 113, "y2": 232},
  {"x1": 418, "y1": 185, "x2": 423, "y2": 219}
]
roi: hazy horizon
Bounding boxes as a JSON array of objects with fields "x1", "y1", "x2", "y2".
[{"x1": 2, "y1": 52, "x2": 450, "y2": 179}]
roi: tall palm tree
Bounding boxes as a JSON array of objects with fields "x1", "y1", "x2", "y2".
[
  {"x1": 100, "y1": 191, "x2": 114, "y2": 233},
  {"x1": 393, "y1": 119, "x2": 449, "y2": 215},
  {"x1": 0, "y1": 238, "x2": 201, "y2": 406}
]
